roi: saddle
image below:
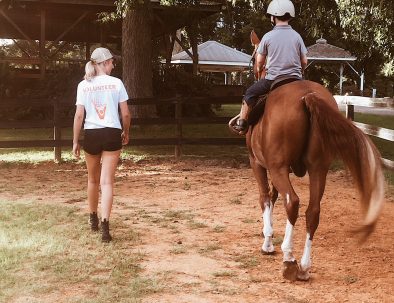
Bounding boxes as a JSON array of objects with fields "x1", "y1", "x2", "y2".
[{"x1": 248, "y1": 76, "x2": 300, "y2": 126}]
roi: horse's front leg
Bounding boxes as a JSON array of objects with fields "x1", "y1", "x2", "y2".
[{"x1": 249, "y1": 157, "x2": 276, "y2": 254}]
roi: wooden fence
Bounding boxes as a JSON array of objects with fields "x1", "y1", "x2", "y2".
[
  {"x1": 0, "y1": 95, "x2": 393, "y2": 170},
  {"x1": 0, "y1": 96, "x2": 245, "y2": 161},
  {"x1": 334, "y1": 95, "x2": 394, "y2": 170}
]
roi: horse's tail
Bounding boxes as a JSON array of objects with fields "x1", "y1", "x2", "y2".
[{"x1": 303, "y1": 92, "x2": 385, "y2": 240}]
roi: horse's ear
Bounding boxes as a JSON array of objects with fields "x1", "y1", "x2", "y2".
[{"x1": 250, "y1": 30, "x2": 260, "y2": 46}]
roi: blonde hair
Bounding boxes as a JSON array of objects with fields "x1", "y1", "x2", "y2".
[{"x1": 84, "y1": 61, "x2": 97, "y2": 81}]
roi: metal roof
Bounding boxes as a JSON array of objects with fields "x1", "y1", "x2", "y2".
[
  {"x1": 307, "y1": 38, "x2": 357, "y2": 61},
  {"x1": 170, "y1": 40, "x2": 252, "y2": 72}
]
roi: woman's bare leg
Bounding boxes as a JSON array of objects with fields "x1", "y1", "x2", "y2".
[
  {"x1": 100, "y1": 150, "x2": 121, "y2": 220},
  {"x1": 84, "y1": 152, "x2": 101, "y2": 213}
]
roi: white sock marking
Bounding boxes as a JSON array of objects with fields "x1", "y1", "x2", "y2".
[
  {"x1": 262, "y1": 202, "x2": 274, "y2": 253},
  {"x1": 300, "y1": 233, "x2": 312, "y2": 272},
  {"x1": 281, "y1": 220, "x2": 295, "y2": 262}
]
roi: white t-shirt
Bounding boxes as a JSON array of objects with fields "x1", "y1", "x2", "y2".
[{"x1": 76, "y1": 75, "x2": 129, "y2": 130}]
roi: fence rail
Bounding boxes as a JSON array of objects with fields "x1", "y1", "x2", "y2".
[
  {"x1": 0, "y1": 95, "x2": 393, "y2": 169},
  {"x1": 333, "y1": 95, "x2": 394, "y2": 170}
]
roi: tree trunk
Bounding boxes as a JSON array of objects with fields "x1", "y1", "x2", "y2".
[{"x1": 122, "y1": 2, "x2": 156, "y2": 118}]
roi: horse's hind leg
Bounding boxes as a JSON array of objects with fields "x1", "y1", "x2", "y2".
[
  {"x1": 250, "y1": 158, "x2": 276, "y2": 254},
  {"x1": 269, "y1": 168, "x2": 300, "y2": 281},
  {"x1": 297, "y1": 167, "x2": 329, "y2": 281}
]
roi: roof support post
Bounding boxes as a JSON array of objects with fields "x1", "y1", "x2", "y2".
[
  {"x1": 40, "y1": 8, "x2": 46, "y2": 79},
  {"x1": 339, "y1": 63, "x2": 344, "y2": 95},
  {"x1": 86, "y1": 42, "x2": 91, "y2": 61}
]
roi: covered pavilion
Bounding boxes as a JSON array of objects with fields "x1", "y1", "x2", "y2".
[
  {"x1": 166, "y1": 40, "x2": 252, "y2": 84},
  {"x1": 306, "y1": 38, "x2": 362, "y2": 95}
]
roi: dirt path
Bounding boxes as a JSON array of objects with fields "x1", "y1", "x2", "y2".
[{"x1": 1, "y1": 158, "x2": 393, "y2": 302}]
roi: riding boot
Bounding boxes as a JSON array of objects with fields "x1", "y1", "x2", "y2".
[
  {"x1": 101, "y1": 219, "x2": 112, "y2": 243},
  {"x1": 233, "y1": 100, "x2": 251, "y2": 135},
  {"x1": 89, "y1": 212, "x2": 99, "y2": 232}
]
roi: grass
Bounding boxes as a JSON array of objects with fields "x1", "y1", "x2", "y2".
[
  {"x1": 198, "y1": 244, "x2": 221, "y2": 255},
  {"x1": 234, "y1": 254, "x2": 259, "y2": 269},
  {"x1": 0, "y1": 200, "x2": 157, "y2": 303}
]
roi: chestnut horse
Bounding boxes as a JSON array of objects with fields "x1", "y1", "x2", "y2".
[{"x1": 243, "y1": 31, "x2": 385, "y2": 281}]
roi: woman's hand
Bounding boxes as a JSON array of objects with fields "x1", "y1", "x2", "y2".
[
  {"x1": 121, "y1": 131, "x2": 129, "y2": 146},
  {"x1": 73, "y1": 142, "x2": 80, "y2": 159}
]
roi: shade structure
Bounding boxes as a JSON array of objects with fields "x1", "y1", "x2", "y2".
[{"x1": 168, "y1": 40, "x2": 252, "y2": 72}]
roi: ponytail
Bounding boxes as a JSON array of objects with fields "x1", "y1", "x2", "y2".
[{"x1": 84, "y1": 61, "x2": 96, "y2": 81}]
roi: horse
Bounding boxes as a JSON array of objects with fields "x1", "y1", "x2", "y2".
[{"x1": 239, "y1": 31, "x2": 385, "y2": 281}]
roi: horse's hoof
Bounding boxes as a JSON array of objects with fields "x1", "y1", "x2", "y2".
[
  {"x1": 261, "y1": 248, "x2": 276, "y2": 255},
  {"x1": 297, "y1": 270, "x2": 310, "y2": 281},
  {"x1": 261, "y1": 243, "x2": 275, "y2": 255},
  {"x1": 282, "y1": 261, "x2": 299, "y2": 281}
]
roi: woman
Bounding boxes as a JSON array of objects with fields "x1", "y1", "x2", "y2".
[{"x1": 73, "y1": 47, "x2": 131, "y2": 242}]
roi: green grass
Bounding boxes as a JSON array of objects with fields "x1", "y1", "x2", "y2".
[
  {"x1": 354, "y1": 112, "x2": 394, "y2": 130},
  {"x1": 0, "y1": 200, "x2": 157, "y2": 303}
]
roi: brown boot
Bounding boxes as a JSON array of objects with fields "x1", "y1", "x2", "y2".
[
  {"x1": 101, "y1": 219, "x2": 112, "y2": 243},
  {"x1": 233, "y1": 101, "x2": 251, "y2": 135},
  {"x1": 89, "y1": 212, "x2": 99, "y2": 232}
]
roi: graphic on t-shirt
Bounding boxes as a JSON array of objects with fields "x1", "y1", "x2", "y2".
[{"x1": 91, "y1": 99, "x2": 107, "y2": 120}]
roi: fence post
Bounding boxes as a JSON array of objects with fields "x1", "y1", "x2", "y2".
[
  {"x1": 346, "y1": 104, "x2": 354, "y2": 121},
  {"x1": 175, "y1": 96, "x2": 182, "y2": 158},
  {"x1": 53, "y1": 98, "x2": 62, "y2": 162}
]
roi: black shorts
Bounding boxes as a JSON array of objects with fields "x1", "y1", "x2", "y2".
[{"x1": 83, "y1": 127, "x2": 122, "y2": 155}]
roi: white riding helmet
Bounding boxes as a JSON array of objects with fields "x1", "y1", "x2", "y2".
[{"x1": 267, "y1": 0, "x2": 295, "y2": 18}]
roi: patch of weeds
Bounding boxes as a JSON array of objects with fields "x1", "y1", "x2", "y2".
[
  {"x1": 213, "y1": 225, "x2": 226, "y2": 233},
  {"x1": 198, "y1": 244, "x2": 221, "y2": 255},
  {"x1": 212, "y1": 271, "x2": 235, "y2": 278},
  {"x1": 241, "y1": 218, "x2": 254, "y2": 223},
  {"x1": 283, "y1": 295, "x2": 311, "y2": 303},
  {"x1": 229, "y1": 197, "x2": 242, "y2": 205},
  {"x1": 188, "y1": 220, "x2": 208, "y2": 229},
  {"x1": 250, "y1": 276, "x2": 263, "y2": 283},
  {"x1": 183, "y1": 182, "x2": 191, "y2": 190},
  {"x1": 272, "y1": 236, "x2": 283, "y2": 246},
  {"x1": 164, "y1": 210, "x2": 193, "y2": 221},
  {"x1": 170, "y1": 245, "x2": 187, "y2": 255},
  {"x1": 182, "y1": 282, "x2": 201, "y2": 288},
  {"x1": 344, "y1": 275, "x2": 359, "y2": 284},
  {"x1": 235, "y1": 255, "x2": 259, "y2": 269}
]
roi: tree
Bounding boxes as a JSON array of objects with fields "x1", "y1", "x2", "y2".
[
  {"x1": 337, "y1": 0, "x2": 394, "y2": 77},
  {"x1": 119, "y1": 0, "x2": 155, "y2": 118}
]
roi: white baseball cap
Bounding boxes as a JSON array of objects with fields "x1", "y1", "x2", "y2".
[{"x1": 90, "y1": 47, "x2": 113, "y2": 64}]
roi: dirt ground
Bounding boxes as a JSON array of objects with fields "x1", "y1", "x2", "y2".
[{"x1": 2, "y1": 158, "x2": 394, "y2": 303}]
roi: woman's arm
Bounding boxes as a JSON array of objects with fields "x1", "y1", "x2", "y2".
[
  {"x1": 119, "y1": 101, "x2": 131, "y2": 145},
  {"x1": 73, "y1": 105, "x2": 85, "y2": 158}
]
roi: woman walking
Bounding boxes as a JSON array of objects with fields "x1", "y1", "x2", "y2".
[{"x1": 73, "y1": 47, "x2": 131, "y2": 242}]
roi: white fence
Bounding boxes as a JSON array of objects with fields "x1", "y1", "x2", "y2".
[{"x1": 334, "y1": 95, "x2": 394, "y2": 170}]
